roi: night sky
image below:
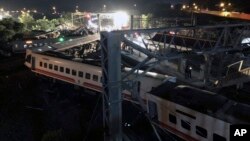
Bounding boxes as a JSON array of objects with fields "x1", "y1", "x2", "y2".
[{"x1": 0, "y1": 0, "x2": 187, "y2": 11}]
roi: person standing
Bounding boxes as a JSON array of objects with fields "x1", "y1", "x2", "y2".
[
  {"x1": 188, "y1": 65, "x2": 192, "y2": 79},
  {"x1": 185, "y1": 64, "x2": 192, "y2": 79}
]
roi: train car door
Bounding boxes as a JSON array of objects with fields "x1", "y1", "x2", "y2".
[
  {"x1": 31, "y1": 56, "x2": 35, "y2": 70},
  {"x1": 148, "y1": 101, "x2": 158, "y2": 120},
  {"x1": 132, "y1": 81, "x2": 141, "y2": 99}
]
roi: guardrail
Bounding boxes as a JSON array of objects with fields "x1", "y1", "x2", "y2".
[{"x1": 218, "y1": 67, "x2": 250, "y2": 87}]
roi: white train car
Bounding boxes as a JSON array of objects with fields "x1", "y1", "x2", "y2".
[
  {"x1": 25, "y1": 49, "x2": 250, "y2": 141},
  {"x1": 25, "y1": 49, "x2": 102, "y2": 90},
  {"x1": 146, "y1": 83, "x2": 250, "y2": 141},
  {"x1": 24, "y1": 49, "x2": 171, "y2": 101}
]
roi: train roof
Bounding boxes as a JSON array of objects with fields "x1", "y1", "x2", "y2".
[
  {"x1": 32, "y1": 49, "x2": 170, "y2": 78},
  {"x1": 34, "y1": 50, "x2": 102, "y2": 67},
  {"x1": 41, "y1": 50, "x2": 73, "y2": 59},
  {"x1": 149, "y1": 82, "x2": 250, "y2": 124}
]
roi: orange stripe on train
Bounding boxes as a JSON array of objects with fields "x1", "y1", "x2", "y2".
[{"x1": 35, "y1": 68, "x2": 75, "y2": 83}]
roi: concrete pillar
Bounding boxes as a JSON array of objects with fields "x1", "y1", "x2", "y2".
[
  {"x1": 179, "y1": 58, "x2": 187, "y2": 74},
  {"x1": 200, "y1": 64, "x2": 205, "y2": 80},
  {"x1": 130, "y1": 15, "x2": 134, "y2": 30},
  {"x1": 203, "y1": 54, "x2": 212, "y2": 86}
]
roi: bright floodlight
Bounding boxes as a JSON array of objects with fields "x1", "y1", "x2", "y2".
[
  {"x1": 220, "y1": 2, "x2": 225, "y2": 7},
  {"x1": 113, "y1": 11, "x2": 129, "y2": 30},
  {"x1": 242, "y1": 38, "x2": 250, "y2": 44},
  {"x1": 0, "y1": 15, "x2": 2, "y2": 20}
]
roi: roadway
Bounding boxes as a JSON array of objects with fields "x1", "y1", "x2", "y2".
[
  {"x1": 196, "y1": 9, "x2": 250, "y2": 21},
  {"x1": 54, "y1": 34, "x2": 100, "y2": 51},
  {"x1": 30, "y1": 34, "x2": 100, "y2": 52}
]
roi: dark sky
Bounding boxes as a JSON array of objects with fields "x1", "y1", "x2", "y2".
[{"x1": 0, "y1": 0, "x2": 187, "y2": 12}]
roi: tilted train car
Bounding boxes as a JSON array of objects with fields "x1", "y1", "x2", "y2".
[
  {"x1": 25, "y1": 49, "x2": 250, "y2": 141},
  {"x1": 24, "y1": 49, "x2": 172, "y2": 101},
  {"x1": 146, "y1": 82, "x2": 250, "y2": 141}
]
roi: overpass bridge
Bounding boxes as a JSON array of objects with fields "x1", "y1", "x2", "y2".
[
  {"x1": 197, "y1": 9, "x2": 250, "y2": 21},
  {"x1": 27, "y1": 34, "x2": 100, "y2": 53},
  {"x1": 25, "y1": 23, "x2": 250, "y2": 90},
  {"x1": 20, "y1": 23, "x2": 250, "y2": 141},
  {"x1": 106, "y1": 23, "x2": 250, "y2": 91},
  {"x1": 53, "y1": 34, "x2": 100, "y2": 51}
]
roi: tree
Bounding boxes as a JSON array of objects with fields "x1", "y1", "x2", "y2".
[
  {"x1": 18, "y1": 12, "x2": 35, "y2": 31},
  {"x1": 141, "y1": 13, "x2": 153, "y2": 28},
  {"x1": 0, "y1": 29, "x2": 15, "y2": 42},
  {"x1": 0, "y1": 18, "x2": 24, "y2": 33},
  {"x1": 51, "y1": 19, "x2": 60, "y2": 26},
  {"x1": 59, "y1": 12, "x2": 74, "y2": 28},
  {"x1": 13, "y1": 21, "x2": 24, "y2": 33},
  {"x1": 34, "y1": 18, "x2": 51, "y2": 31},
  {"x1": 0, "y1": 18, "x2": 24, "y2": 44},
  {"x1": 33, "y1": 18, "x2": 60, "y2": 31},
  {"x1": 61, "y1": 12, "x2": 72, "y2": 23},
  {"x1": 0, "y1": 18, "x2": 15, "y2": 29}
]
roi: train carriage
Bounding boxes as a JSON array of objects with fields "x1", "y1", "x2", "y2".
[
  {"x1": 146, "y1": 83, "x2": 250, "y2": 141},
  {"x1": 24, "y1": 49, "x2": 169, "y2": 101},
  {"x1": 25, "y1": 49, "x2": 250, "y2": 141}
]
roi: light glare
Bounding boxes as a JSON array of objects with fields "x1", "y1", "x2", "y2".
[{"x1": 113, "y1": 11, "x2": 129, "y2": 30}]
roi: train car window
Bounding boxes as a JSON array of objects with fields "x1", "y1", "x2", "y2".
[
  {"x1": 72, "y1": 69, "x2": 77, "y2": 76},
  {"x1": 181, "y1": 120, "x2": 191, "y2": 130},
  {"x1": 79, "y1": 71, "x2": 83, "y2": 77},
  {"x1": 44, "y1": 63, "x2": 47, "y2": 68},
  {"x1": 39, "y1": 62, "x2": 43, "y2": 67},
  {"x1": 169, "y1": 114, "x2": 177, "y2": 124},
  {"x1": 213, "y1": 134, "x2": 226, "y2": 141},
  {"x1": 66, "y1": 68, "x2": 70, "y2": 74},
  {"x1": 54, "y1": 65, "x2": 58, "y2": 71},
  {"x1": 196, "y1": 126, "x2": 207, "y2": 138},
  {"x1": 60, "y1": 67, "x2": 64, "y2": 72},
  {"x1": 93, "y1": 75, "x2": 98, "y2": 81},
  {"x1": 49, "y1": 64, "x2": 53, "y2": 70},
  {"x1": 85, "y1": 73, "x2": 91, "y2": 79}
]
